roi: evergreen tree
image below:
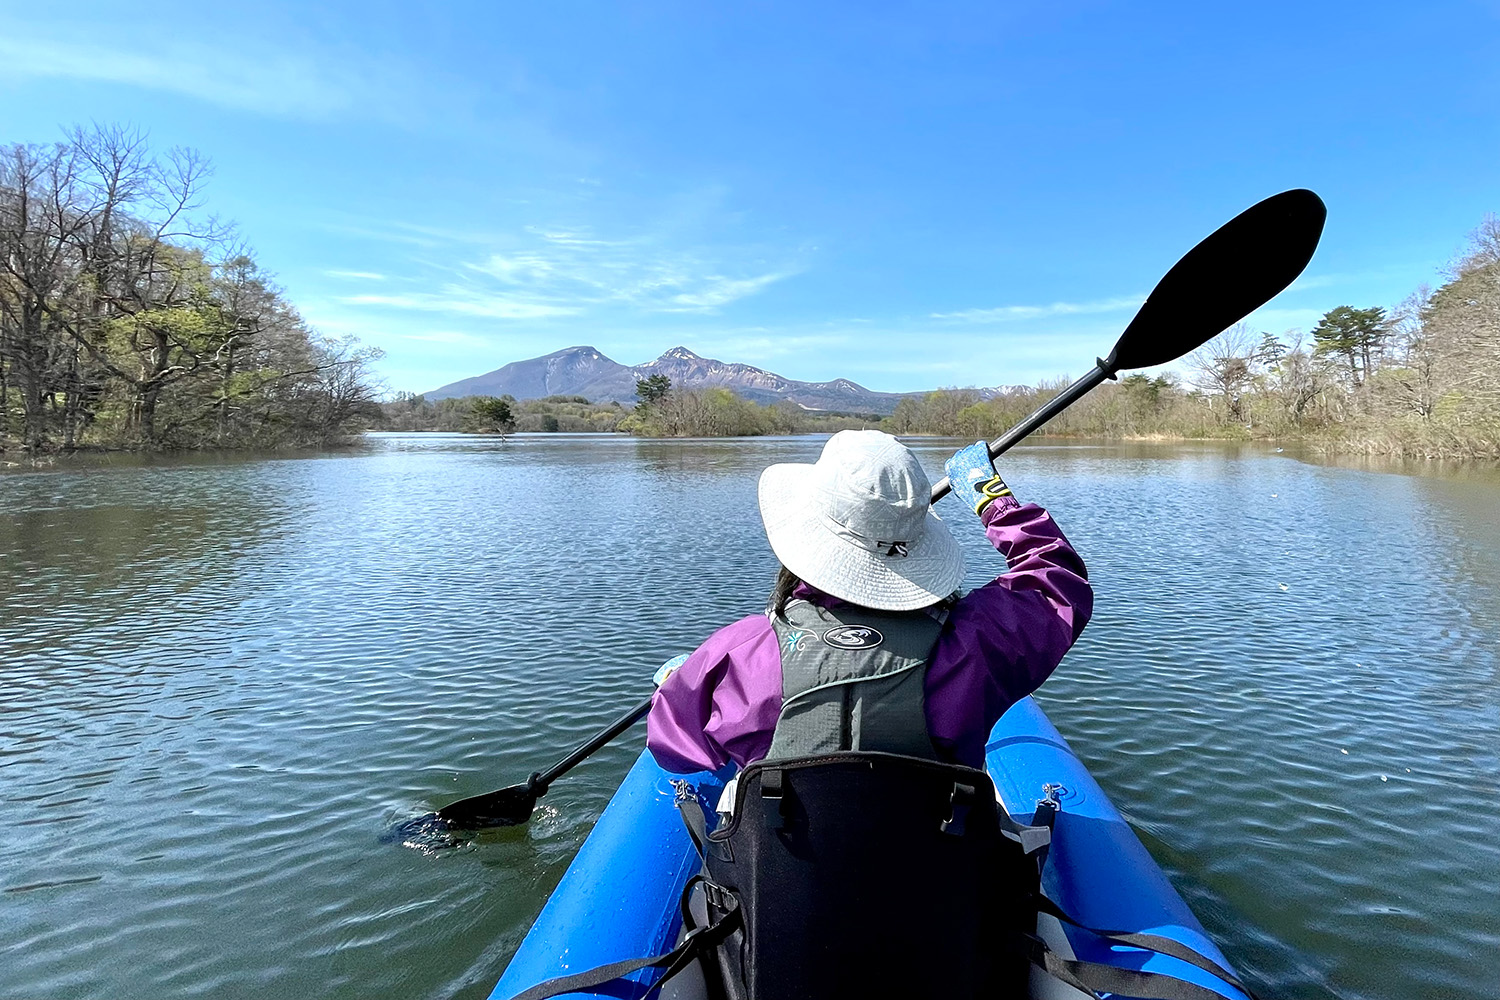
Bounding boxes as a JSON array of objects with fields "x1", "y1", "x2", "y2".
[
  {"x1": 1312, "y1": 306, "x2": 1387, "y2": 388},
  {"x1": 635, "y1": 374, "x2": 672, "y2": 410}
]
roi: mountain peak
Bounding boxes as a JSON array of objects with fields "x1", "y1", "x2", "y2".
[{"x1": 425, "y1": 343, "x2": 913, "y2": 415}]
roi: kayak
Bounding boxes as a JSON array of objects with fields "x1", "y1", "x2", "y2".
[{"x1": 488, "y1": 695, "x2": 1251, "y2": 1000}]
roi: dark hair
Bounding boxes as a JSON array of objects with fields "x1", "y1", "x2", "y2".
[{"x1": 768, "y1": 564, "x2": 802, "y2": 617}]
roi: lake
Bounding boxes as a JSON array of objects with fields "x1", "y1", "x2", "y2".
[{"x1": 2, "y1": 433, "x2": 1497, "y2": 999}]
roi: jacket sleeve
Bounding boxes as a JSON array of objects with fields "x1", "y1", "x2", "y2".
[
  {"x1": 924, "y1": 495, "x2": 1093, "y2": 764},
  {"x1": 646, "y1": 614, "x2": 784, "y2": 774}
]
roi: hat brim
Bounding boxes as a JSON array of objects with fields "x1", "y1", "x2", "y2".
[{"x1": 758, "y1": 462, "x2": 965, "y2": 612}]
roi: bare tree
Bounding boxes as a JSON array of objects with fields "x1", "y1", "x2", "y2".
[
  {"x1": 1424, "y1": 216, "x2": 1500, "y2": 417},
  {"x1": 306, "y1": 336, "x2": 385, "y2": 444},
  {"x1": 1187, "y1": 323, "x2": 1261, "y2": 423}
]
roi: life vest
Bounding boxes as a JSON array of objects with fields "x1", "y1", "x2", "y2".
[{"x1": 765, "y1": 598, "x2": 946, "y2": 761}]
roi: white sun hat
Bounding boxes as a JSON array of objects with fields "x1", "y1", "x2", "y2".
[{"x1": 758, "y1": 430, "x2": 965, "y2": 612}]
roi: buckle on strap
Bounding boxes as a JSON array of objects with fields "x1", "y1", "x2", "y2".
[
  {"x1": 761, "y1": 768, "x2": 786, "y2": 829},
  {"x1": 701, "y1": 879, "x2": 733, "y2": 912},
  {"x1": 940, "y1": 781, "x2": 975, "y2": 836}
]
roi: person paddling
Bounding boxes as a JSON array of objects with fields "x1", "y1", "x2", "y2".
[{"x1": 646, "y1": 429, "x2": 1092, "y2": 776}]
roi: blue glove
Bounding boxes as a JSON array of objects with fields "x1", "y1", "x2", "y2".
[
  {"x1": 944, "y1": 441, "x2": 1012, "y2": 515},
  {"x1": 653, "y1": 653, "x2": 690, "y2": 687}
]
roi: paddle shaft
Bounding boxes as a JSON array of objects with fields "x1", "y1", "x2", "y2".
[
  {"x1": 532, "y1": 694, "x2": 654, "y2": 792},
  {"x1": 928, "y1": 362, "x2": 1116, "y2": 504}
]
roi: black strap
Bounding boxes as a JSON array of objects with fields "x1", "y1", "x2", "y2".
[
  {"x1": 676, "y1": 784, "x2": 710, "y2": 857},
  {"x1": 504, "y1": 889, "x2": 742, "y2": 1000},
  {"x1": 1034, "y1": 895, "x2": 1252, "y2": 996},
  {"x1": 1034, "y1": 945, "x2": 1253, "y2": 1000}
]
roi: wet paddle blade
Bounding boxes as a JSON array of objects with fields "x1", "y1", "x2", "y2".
[
  {"x1": 1108, "y1": 188, "x2": 1327, "y2": 371},
  {"x1": 432, "y1": 782, "x2": 539, "y2": 829}
]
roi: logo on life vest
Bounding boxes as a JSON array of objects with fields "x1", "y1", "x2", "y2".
[{"x1": 822, "y1": 625, "x2": 884, "y2": 650}]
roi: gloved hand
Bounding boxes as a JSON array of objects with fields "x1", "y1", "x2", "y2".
[
  {"x1": 944, "y1": 441, "x2": 1012, "y2": 515},
  {"x1": 653, "y1": 653, "x2": 690, "y2": 687}
]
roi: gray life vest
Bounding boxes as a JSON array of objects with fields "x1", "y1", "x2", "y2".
[{"x1": 765, "y1": 599, "x2": 946, "y2": 761}]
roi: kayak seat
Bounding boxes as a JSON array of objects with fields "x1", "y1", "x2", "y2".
[
  {"x1": 503, "y1": 752, "x2": 1256, "y2": 1000},
  {"x1": 696, "y1": 751, "x2": 1039, "y2": 1000}
]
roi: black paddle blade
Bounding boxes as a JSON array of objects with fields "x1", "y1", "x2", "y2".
[
  {"x1": 1107, "y1": 188, "x2": 1327, "y2": 372},
  {"x1": 384, "y1": 784, "x2": 538, "y2": 849},
  {"x1": 432, "y1": 781, "x2": 539, "y2": 829}
]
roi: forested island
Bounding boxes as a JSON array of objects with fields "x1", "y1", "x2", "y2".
[{"x1": 1, "y1": 127, "x2": 382, "y2": 458}]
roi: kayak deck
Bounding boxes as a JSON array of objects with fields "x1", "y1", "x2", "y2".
[{"x1": 489, "y1": 696, "x2": 1250, "y2": 1000}]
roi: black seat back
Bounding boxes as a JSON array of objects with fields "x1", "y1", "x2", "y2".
[{"x1": 702, "y1": 752, "x2": 1036, "y2": 1000}]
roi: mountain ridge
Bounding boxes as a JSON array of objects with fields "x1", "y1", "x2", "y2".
[{"x1": 423, "y1": 345, "x2": 1012, "y2": 415}]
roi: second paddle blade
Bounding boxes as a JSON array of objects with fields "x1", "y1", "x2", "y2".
[{"x1": 1110, "y1": 188, "x2": 1327, "y2": 371}]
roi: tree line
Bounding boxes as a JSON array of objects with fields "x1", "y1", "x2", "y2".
[
  {"x1": 623, "y1": 374, "x2": 875, "y2": 436},
  {"x1": 384, "y1": 211, "x2": 1497, "y2": 458},
  {"x1": 885, "y1": 216, "x2": 1500, "y2": 459},
  {"x1": 378, "y1": 393, "x2": 626, "y2": 433},
  {"x1": 1, "y1": 126, "x2": 382, "y2": 456}
]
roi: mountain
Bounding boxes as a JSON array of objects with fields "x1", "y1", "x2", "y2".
[
  {"x1": 420, "y1": 345, "x2": 637, "y2": 402},
  {"x1": 424, "y1": 345, "x2": 981, "y2": 416}
]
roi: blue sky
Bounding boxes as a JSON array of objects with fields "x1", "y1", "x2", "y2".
[{"x1": 2, "y1": 1, "x2": 1497, "y2": 394}]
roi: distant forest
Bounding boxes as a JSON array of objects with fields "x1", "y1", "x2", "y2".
[
  {"x1": 882, "y1": 215, "x2": 1498, "y2": 460},
  {"x1": 516, "y1": 218, "x2": 1500, "y2": 460},
  {"x1": 1, "y1": 126, "x2": 383, "y2": 457},
  {"x1": 381, "y1": 213, "x2": 1500, "y2": 462},
  {"x1": 377, "y1": 389, "x2": 877, "y2": 436}
]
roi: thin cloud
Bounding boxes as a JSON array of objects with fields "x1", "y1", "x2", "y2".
[
  {"x1": 667, "y1": 273, "x2": 790, "y2": 310},
  {"x1": 338, "y1": 291, "x2": 580, "y2": 320},
  {"x1": 325, "y1": 270, "x2": 388, "y2": 281},
  {"x1": 930, "y1": 295, "x2": 1145, "y2": 323},
  {"x1": 0, "y1": 31, "x2": 370, "y2": 118},
  {"x1": 419, "y1": 223, "x2": 798, "y2": 315},
  {"x1": 398, "y1": 330, "x2": 493, "y2": 347}
]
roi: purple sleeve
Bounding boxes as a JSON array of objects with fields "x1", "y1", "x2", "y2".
[
  {"x1": 924, "y1": 496, "x2": 1093, "y2": 766},
  {"x1": 646, "y1": 614, "x2": 785, "y2": 774}
]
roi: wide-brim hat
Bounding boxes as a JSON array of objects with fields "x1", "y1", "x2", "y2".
[{"x1": 758, "y1": 430, "x2": 964, "y2": 612}]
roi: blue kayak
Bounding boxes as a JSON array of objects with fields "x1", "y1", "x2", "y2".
[{"x1": 489, "y1": 695, "x2": 1251, "y2": 1000}]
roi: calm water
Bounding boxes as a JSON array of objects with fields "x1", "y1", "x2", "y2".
[{"x1": 2, "y1": 434, "x2": 1498, "y2": 1000}]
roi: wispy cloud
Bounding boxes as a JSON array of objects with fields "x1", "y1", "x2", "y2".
[
  {"x1": 338, "y1": 221, "x2": 798, "y2": 320},
  {"x1": 325, "y1": 270, "x2": 388, "y2": 281},
  {"x1": 668, "y1": 274, "x2": 789, "y2": 310},
  {"x1": 0, "y1": 28, "x2": 376, "y2": 118},
  {"x1": 397, "y1": 330, "x2": 493, "y2": 347},
  {"x1": 929, "y1": 294, "x2": 1145, "y2": 323},
  {"x1": 338, "y1": 290, "x2": 581, "y2": 320}
]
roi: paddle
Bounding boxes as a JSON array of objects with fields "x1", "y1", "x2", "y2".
[
  {"x1": 397, "y1": 693, "x2": 657, "y2": 834},
  {"x1": 410, "y1": 187, "x2": 1325, "y2": 836},
  {"x1": 930, "y1": 186, "x2": 1326, "y2": 501}
]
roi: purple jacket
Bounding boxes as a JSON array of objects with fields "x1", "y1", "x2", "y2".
[{"x1": 646, "y1": 495, "x2": 1092, "y2": 772}]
